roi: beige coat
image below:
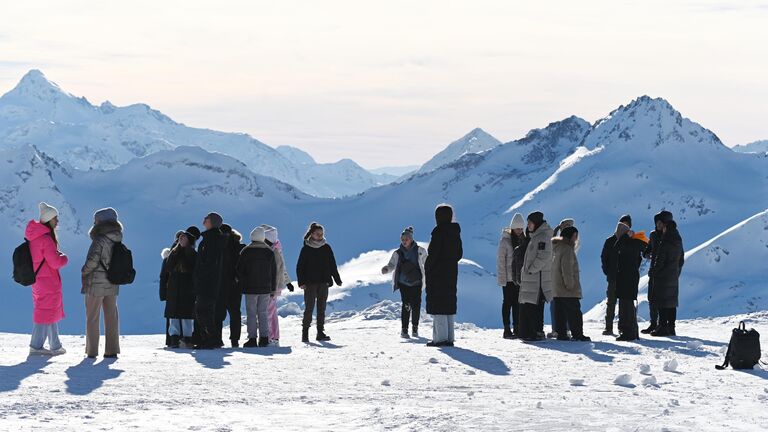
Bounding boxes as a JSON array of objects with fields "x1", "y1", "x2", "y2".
[
  {"x1": 519, "y1": 222, "x2": 554, "y2": 304},
  {"x1": 81, "y1": 220, "x2": 123, "y2": 297},
  {"x1": 551, "y1": 237, "x2": 582, "y2": 298},
  {"x1": 496, "y1": 229, "x2": 523, "y2": 286}
]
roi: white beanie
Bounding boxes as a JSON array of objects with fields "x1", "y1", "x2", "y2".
[
  {"x1": 39, "y1": 202, "x2": 59, "y2": 223},
  {"x1": 261, "y1": 224, "x2": 278, "y2": 244},
  {"x1": 250, "y1": 226, "x2": 266, "y2": 243},
  {"x1": 510, "y1": 213, "x2": 525, "y2": 230}
]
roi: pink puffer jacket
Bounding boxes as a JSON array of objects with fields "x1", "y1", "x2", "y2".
[{"x1": 25, "y1": 220, "x2": 69, "y2": 324}]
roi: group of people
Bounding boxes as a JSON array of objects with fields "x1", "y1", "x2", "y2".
[
  {"x1": 21, "y1": 198, "x2": 684, "y2": 358},
  {"x1": 25, "y1": 203, "x2": 125, "y2": 358},
  {"x1": 496, "y1": 210, "x2": 684, "y2": 342}
]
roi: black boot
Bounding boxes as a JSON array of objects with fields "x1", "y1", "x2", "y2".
[
  {"x1": 243, "y1": 338, "x2": 260, "y2": 348},
  {"x1": 301, "y1": 327, "x2": 309, "y2": 343},
  {"x1": 650, "y1": 326, "x2": 671, "y2": 337},
  {"x1": 258, "y1": 337, "x2": 269, "y2": 347},
  {"x1": 168, "y1": 335, "x2": 180, "y2": 348},
  {"x1": 316, "y1": 330, "x2": 331, "y2": 341},
  {"x1": 602, "y1": 323, "x2": 614, "y2": 336},
  {"x1": 503, "y1": 327, "x2": 514, "y2": 339},
  {"x1": 640, "y1": 323, "x2": 657, "y2": 334}
]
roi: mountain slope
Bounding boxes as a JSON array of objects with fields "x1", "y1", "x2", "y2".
[
  {"x1": 733, "y1": 139, "x2": 768, "y2": 154},
  {"x1": 416, "y1": 127, "x2": 502, "y2": 174}
]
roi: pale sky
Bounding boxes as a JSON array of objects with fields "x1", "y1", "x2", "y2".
[{"x1": 1, "y1": 1, "x2": 766, "y2": 167}]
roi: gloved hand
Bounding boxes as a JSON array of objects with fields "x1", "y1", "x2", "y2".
[
  {"x1": 287, "y1": 283, "x2": 295, "y2": 292},
  {"x1": 381, "y1": 266, "x2": 389, "y2": 275}
]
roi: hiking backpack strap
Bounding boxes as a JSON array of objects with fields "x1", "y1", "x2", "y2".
[{"x1": 715, "y1": 344, "x2": 731, "y2": 370}]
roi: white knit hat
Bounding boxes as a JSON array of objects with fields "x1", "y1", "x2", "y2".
[
  {"x1": 261, "y1": 224, "x2": 278, "y2": 244},
  {"x1": 510, "y1": 213, "x2": 525, "y2": 230},
  {"x1": 250, "y1": 226, "x2": 266, "y2": 243},
  {"x1": 39, "y1": 202, "x2": 59, "y2": 223}
]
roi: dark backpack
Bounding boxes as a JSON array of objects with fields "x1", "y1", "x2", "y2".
[
  {"x1": 397, "y1": 250, "x2": 423, "y2": 286},
  {"x1": 12, "y1": 240, "x2": 45, "y2": 286},
  {"x1": 716, "y1": 322, "x2": 762, "y2": 370},
  {"x1": 101, "y1": 241, "x2": 136, "y2": 285}
]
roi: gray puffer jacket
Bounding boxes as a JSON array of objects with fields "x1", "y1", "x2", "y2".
[
  {"x1": 81, "y1": 220, "x2": 124, "y2": 297},
  {"x1": 519, "y1": 222, "x2": 554, "y2": 305}
]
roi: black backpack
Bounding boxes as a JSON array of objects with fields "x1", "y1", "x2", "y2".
[
  {"x1": 12, "y1": 240, "x2": 45, "y2": 286},
  {"x1": 101, "y1": 241, "x2": 136, "y2": 285},
  {"x1": 397, "y1": 249, "x2": 423, "y2": 286},
  {"x1": 716, "y1": 322, "x2": 762, "y2": 370}
]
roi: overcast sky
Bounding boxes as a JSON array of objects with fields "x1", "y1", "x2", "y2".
[{"x1": 1, "y1": 1, "x2": 766, "y2": 167}]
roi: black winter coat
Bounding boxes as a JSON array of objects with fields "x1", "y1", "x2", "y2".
[
  {"x1": 296, "y1": 242, "x2": 341, "y2": 287},
  {"x1": 614, "y1": 235, "x2": 648, "y2": 300},
  {"x1": 193, "y1": 228, "x2": 227, "y2": 300},
  {"x1": 600, "y1": 235, "x2": 620, "y2": 282},
  {"x1": 220, "y1": 232, "x2": 245, "y2": 301},
  {"x1": 425, "y1": 222, "x2": 463, "y2": 315},
  {"x1": 163, "y1": 246, "x2": 198, "y2": 319},
  {"x1": 649, "y1": 226, "x2": 685, "y2": 308},
  {"x1": 237, "y1": 243, "x2": 277, "y2": 295},
  {"x1": 511, "y1": 235, "x2": 529, "y2": 286}
]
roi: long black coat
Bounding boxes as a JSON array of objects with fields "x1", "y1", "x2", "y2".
[
  {"x1": 425, "y1": 222, "x2": 463, "y2": 315},
  {"x1": 649, "y1": 226, "x2": 685, "y2": 308},
  {"x1": 163, "y1": 246, "x2": 198, "y2": 319},
  {"x1": 614, "y1": 235, "x2": 648, "y2": 300},
  {"x1": 193, "y1": 228, "x2": 227, "y2": 300},
  {"x1": 220, "y1": 232, "x2": 245, "y2": 302}
]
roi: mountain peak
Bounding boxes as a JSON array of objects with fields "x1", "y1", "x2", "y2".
[{"x1": 7, "y1": 69, "x2": 68, "y2": 99}]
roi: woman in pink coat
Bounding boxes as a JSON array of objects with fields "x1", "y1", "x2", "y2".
[{"x1": 26, "y1": 202, "x2": 69, "y2": 355}]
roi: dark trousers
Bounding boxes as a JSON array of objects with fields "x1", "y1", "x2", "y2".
[
  {"x1": 303, "y1": 283, "x2": 329, "y2": 330},
  {"x1": 605, "y1": 281, "x2": 617, "y2": 329},
  {"x1": 648, "y1": 302, "x2": 659, "y2": 326},
  {"x1": 195, "y1": 296, "x2": 217, "y2": 344},
  {"x1": 553, "y1": 297, "x2": 584, "y2": 338},
  {"x1": 659, "y1": 307, "x2": 677, "y2": 329},
  {"x1": 501, "y1": 282, "x2": 520, "y2": 333},
  {"x1": 617, "y1": 298, "x2": 638, "y2": 338},
  {"x1": 398, "y1": 284, "x2": 422, "y2": 330},
  {"x1": 215, "y1": 292, "x2": 242, "y2": 343},
  {"x1": 519, "y1": 299, "x2": 545, "y2": 339}
]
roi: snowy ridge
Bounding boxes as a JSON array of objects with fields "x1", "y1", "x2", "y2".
[
  {"x1": 416, "y1": 127, "x2": 502, "y2": 174},
  {"x1": 733, "y1": 139, "x2": 768, "y2": 154}
]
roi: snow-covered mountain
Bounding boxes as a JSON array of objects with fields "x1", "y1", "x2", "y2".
[
  {"x1": 415, "y1": 127, "x2": 502, "y2": 174},
  {"x1": 733, "y1": 139, "x2": 768, "y2": 154},
  {"x1": 0, "y1": 70, "x2": 391, "y2": 198},
  {"x1": 509, "y1": 96, "x2": 768, "y2": 309},
  {"x1": 369, "y1": 165, "x2": 419, "y2": 178}
]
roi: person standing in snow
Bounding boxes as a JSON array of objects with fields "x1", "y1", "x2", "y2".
[
  {"x1": 81, "y1": 207, "x2": 124, "y2": 358},
  {"x1": 425, "y1": 205, "x2": 463, "y2": 347},
  {"x1": 600, "y1": 214, "x2": 633, "y2": 335},
  {"x1": 613, "y1": 223, "x2": 649, "y2": 342},
  {"x1": 551, "y1": 226, "x2": 591, "y2": 341},
  {"x1": 640, "y1": 212, "x2": 666, "y2": 334},
  {"x1": 548, "y1": 218, "x2": 575, "y2": 339},
  {"x1": 216, "y1": 224, "x2": 245, "y2": 348},
  {"x1": 193, "y1": 212, "x2": 228, "y2": 350},
  {"x1": 518, "y1": 211, "x2": 553, "y2": 342},
  {"x1": 160, "y1": 230, "x2": 184, "y2": 347},
  {"x1": 648, "y1": 212, "x2": 684, "y2": 337},
  {"x1": 496, "y1": 213, "x2": 526, "y2": 339},
  {"x1": 26, "y1": 203, "x2": 69, "y2": 355},
  {"x1": 161, "y1": 227, "x2": 200, "y2": 349},
  {"x1": 237, "y1": 226, "x2": 277, "y2": 348},
  {"x1": 296, "y1": 222, "x2": 342, "y2": 343},
  {"x1": 261, "y1": 224, "x2": 295, "y2": 346},
  {"x1": 382, "y1": 227, "x2": 428, "y2": 339}
]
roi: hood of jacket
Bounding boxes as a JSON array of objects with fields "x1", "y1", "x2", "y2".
[
  {"x1": 25, "y1": 220, "x2": 53, "y2": 242},
  {"x1": 89, "y1": 219, "x2": 123, "y2": 242},
  {"x1": 529, "y1": 221, "x2": 553, "y2": 242},
  {"x1": 433, "y1": 222, "x2": 461, "y2": 237},
  {"x1": 245, "y1": 241, "x2": 271, "y2": 251}
]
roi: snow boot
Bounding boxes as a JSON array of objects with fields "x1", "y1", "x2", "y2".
[
  {"x1": 301, "y1": 327, "x2": 309, "y2": 343},
  {"x1": 104, "y1": 354, "x2": 118, "y2": 359},
  {"x1": 258, "y1": 337, "x2": 269, "y2": 347},
  {"x1": 556, "y1": 335, "x2": 571, "y2": 341},
  {"x1": 616, "y1": 333, "x2": 638, "y2": 342},
  {"x1": 602, "y1": 325, "x2": 614, "y2": 336},
  {"x1": 231, "y1": 340, "x2": 240, "y2": 348},
  {"x1": 640, "y1": 323, "x2": 657, "y2": 334},
  {"x1": 243, "y1": 338, "x2": 260, "y2": 348},
  {"x1": 503, "y1": 327, "x2": 514, "y2": 339},
  {"x1": 412, "y1": 327, "x2": 419, "y2": 338},
  {"x1": 401, "y1": 329, "x2": 410, "y2": 338},
  {"x1": 168, "y1": 335, "x2": 180, "y2": 349},
  {"x1": 571, "y1": 335, "x2": 591, "y2": 342},
  {"x1": 650, "y1": 326, "x2": 672, "y2": 337},
  {"x1": 316, "y1": 330, "x2": 331, "y2": 342}
]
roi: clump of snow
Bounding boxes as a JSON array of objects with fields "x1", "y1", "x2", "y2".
[
  {"x1": 381, "y1": 379, "x2": 391, "y2": 386},
  {"x1": 642, "y1": 376, "x2": 658, "y2": 386},
  {"x1": 614, "y1": 374, "x2": 633, "y2": 386},
  {"x1": 278, "y1": 302, "x2": 303, "y2": 317},
  {"x1": 569, "y1": 378, "x2": 586, "y2": 386},
  {"x1": 428, "y1": 358, "x2": 439, "y2": 364},
  {"x1": 639, "y1": 364, "x2": 652, "y2": 375},
  {"x1": 686, "y1": 340, "x2": 704, "y2": 350},
  {"x1": 663, "y1": 359, "x2": 679, "y2": 372}
]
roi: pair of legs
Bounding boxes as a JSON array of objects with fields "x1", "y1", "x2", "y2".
[
  {"x1": 657, "y1": 307, "x2": 677, "y2": 334},
  {"x1": 519, "y1": 297, "x2": 545, "y2": 340},
  {"x1": 30, "y1": 322, "x2": 62, "y2": 351},
  {"x1": 303, "y1": 284, "x2": 329, "y2": 335},
  {"x1": 431, "y1": 314, "x2": 455, "y2": 343},
  {"x1": 399, "y1": 284, "x2": 422, "y2": 333},
  {"x1": 501, "y1": 282, "x2": 520, "y2": 335},
  {"x1": 245, "y1": 294, "x2": 271, "y2": 341},
  {"x1": 195, "y1": 295, "x2": 218, "y2": 347},
  {"x1": 617, "y1": 298, "x2": 639, "y2": 339},
  {"x1": 85, "y1": 294, "x2": 120, "y2": 357},
  {"x1": 552, "y1": 297, "x2": 585, "y2": 339},
  {"x1": 268, "y1": 296, "x2": 280, "y2": 341},
  {"x1": 215, "y1": 292, "x2": 242, "y2": 345},
  {"x1": 168, "y1": 319, "x2": 195, "y2": 337},
  {"x1": 604, "y1": 281, "x2": 617, "y2": 333}
]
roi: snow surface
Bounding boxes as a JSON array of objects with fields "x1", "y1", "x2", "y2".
[{"x1": 1, "y1": 307, "x2": 766, "y2": 431}]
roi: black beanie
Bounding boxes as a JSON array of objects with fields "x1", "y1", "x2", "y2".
[
  {"x1": 205, "y1": 212, "x2": 223, "y2": 228},
  {"x1": 658, "y1": 211, "x2": 674, "y2": 224},
  {"x1": 185, "y1": 226, "x2": 201, "y2": 241},
  {"x1": 619, "y1": 214, "x2": 632, "y2": 228},
  {"x1": 527, "y1": 211, "x2": 544, "y2": 230},
  {"x1": 561, "y1": 226, "x2": 578, "y2": 240}
]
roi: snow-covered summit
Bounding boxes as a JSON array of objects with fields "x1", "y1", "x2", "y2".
[{"x1": 416, "y1": 127, "x2": 502, "y2": 174}]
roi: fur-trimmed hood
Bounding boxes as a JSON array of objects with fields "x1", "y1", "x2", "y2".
[{"x1": 89, "y1": 219, "x2": 123, "y2": 242}]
